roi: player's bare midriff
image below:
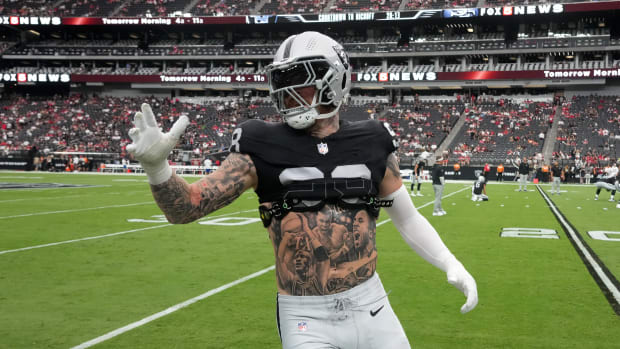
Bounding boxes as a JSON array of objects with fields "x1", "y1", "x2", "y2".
[{"x1": 266, "y1": 203, "x2": 377, "y2": 296}]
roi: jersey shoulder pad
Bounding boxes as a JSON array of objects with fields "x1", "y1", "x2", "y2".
[
  {"x1": 364, "y1": 119, "x2": 399, "y2": 151},
  {"x1": 229, "y1": 119, "x2": 275, "y2": 154}
]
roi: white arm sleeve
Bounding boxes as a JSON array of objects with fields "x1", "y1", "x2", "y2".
[
  {"x1": 381, "y1": 185, "x2": 455, "y2": 271},
  {"x1": 381, "y1": 185, "x2": 478, "y2": 313}
]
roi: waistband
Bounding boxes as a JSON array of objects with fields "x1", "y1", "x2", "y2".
[{"x1": 277, "y1": 273, "x2": 387, "y2": 308}]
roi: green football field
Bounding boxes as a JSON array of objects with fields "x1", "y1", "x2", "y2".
[{"x1": 1, "y1": 171, "x2": 619, "y2": 349}]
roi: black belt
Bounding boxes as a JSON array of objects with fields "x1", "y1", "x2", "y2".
[{"x1": 258, "y1": 196, "x2": 393, "y2": 228}]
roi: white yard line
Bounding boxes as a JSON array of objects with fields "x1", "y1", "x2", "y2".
[
  {"x1": 0, "y1": 185, "x2": 111, "y2": 191},
  {"x1": 0, "y1": 191, "x2": 149, "y2": 204},
  {"x1": 0, "y1": 202, "x2": 155, "y2": 220},
  {"x1": 377, "y1": 185, "x2": 471, "y2": 227},
  {"x1": 0, "y1": 176, "x2": 43, "y2": 179},
  {"x1": 0, "y1": 225, "x2": 171, "y2": 255},
  {"x1": 0, "y1": 209, "x2": 257, "y2": 255},
  {"x1": 71, "y1": 265, "x2": 276, "y2": 349}
]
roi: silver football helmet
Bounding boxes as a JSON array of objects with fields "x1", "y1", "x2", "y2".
[{"x1": 266, "y1": 31, "x2": 351, "y2": 129}]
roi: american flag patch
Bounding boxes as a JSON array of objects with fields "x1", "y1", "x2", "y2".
[
  {"x1": 317, "y1": 142, "x2": 329, "y2": 155},
  {"x1": 297, "y1": 321, "x2": 308, "y2": 332}
]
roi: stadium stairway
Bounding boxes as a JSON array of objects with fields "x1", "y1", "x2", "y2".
[
  {"x1": 110, "y1": 0, "x2": 132, "y2": 17},
  {"x1": 542, "y1": 105, "x2": 562, "y2": 162},
  {"x1": 434, "y1": 108, "x2": 467, "y2": 158},
  {"x1": 252, "y1": 0, "x2": 271, "y2": 14},
  {"x1": 324, "y1": 0, "x2": 339, "y2": 12},
  {"x1": 184, "y1": 0, "x2": 204, "y2": 14}
]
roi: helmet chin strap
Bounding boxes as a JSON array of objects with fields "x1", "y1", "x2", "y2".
[
  {"x1": 285, "y1": 102, "x2": 342, "y2": 130},
  {"x1": 284, "y1": 89, "x2": 343, "y2": 129},
  {"x1": 285, "y1": 108, "x2": 319, "y2": 129}
]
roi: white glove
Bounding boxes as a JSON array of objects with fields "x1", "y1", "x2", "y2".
[
  {"x1": 126, "y1": 103, "x2": 189, "y2": 185},
  {"x1": 445, "y1": 256, "x2": 478, "y2": 314}
]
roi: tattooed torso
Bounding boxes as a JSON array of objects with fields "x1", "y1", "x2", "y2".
[
  {"x1": 267, "y1": 204, "x2": 377, "y2": 296},
  {"x1": 149, "y1": 152, "x2": 394, "y2": 296}
]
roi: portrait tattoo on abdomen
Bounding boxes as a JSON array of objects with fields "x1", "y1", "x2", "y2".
[{"x1": 269, "y1": 204, "x2": 377, "y2": 296}]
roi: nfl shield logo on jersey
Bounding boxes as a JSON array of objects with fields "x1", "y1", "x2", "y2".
[
  {"x1": 317, "y1": 142, "x2": 329, "y2": 155},
  {"x1": 297, "y1": 321, "x2": 308, "y2": 332}
]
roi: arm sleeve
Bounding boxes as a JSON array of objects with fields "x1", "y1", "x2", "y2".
[{"x1": 381, "y1": 185, "x2": 457, "y2": 271}]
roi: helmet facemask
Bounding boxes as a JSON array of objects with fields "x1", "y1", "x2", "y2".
[{"x1": 268, "y1": 56, "x2": 344, "y2": 129}]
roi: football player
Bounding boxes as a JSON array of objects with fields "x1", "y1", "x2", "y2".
[
  {"x1": 594, "y1": 162, "x2": 618, "y2": 202},
  {"x1": 471, "y1": 176, "x2": 489, "y2": 202},
  {"x1": 411, "y1": 155, "x2": 426, "y2": 196},
  {"x1": 126, "y1": 31, "x2": 477, "y2": 349}
]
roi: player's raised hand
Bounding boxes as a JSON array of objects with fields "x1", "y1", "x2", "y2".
[
  {"x1": 126, "y1": 103, "x2": 189, "y2": 184},
  {"x1": 445, "y1": 259, "x2": 478, "y2": 314}
]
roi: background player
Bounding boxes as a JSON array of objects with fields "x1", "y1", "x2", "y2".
[
  {"x1": 594, "y1": 162, "x2": 618, "y2": 201},
  {"x1": 411, "y1": 154, "x2": 426, "y2": 197},
  {"x1": 471, "y1": 176, "x2": 488, "y2": 201}
]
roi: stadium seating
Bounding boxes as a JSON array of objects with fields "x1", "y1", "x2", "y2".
[
  {"x1": 445, "y1": 98, "x2": 555, "y2": 165},
  {"x1": 554, "y1": 95, "x2": 619, "y2": 165},
  {"x1": 382, "y1": 100, "x2": 464, "y2": 164}
]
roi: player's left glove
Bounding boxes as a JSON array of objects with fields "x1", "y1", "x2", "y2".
[
  {"x1": 445, "y1": 257, "x2": 478, "y2": 314},
  {"x1": 382, "y1": 185, "x2": 479, "y2": 314},
  {"x1": 126, "y1": 103, "x2": 189, "y2": 184}
]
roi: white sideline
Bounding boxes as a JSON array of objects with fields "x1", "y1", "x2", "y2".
[
  {"x1": 71, "y1": 265, "x2": 276, "y2": 349},
  {"x1": 0, "y1": 202, "x2": 154, "y2": 220},
  {"x1": 70, "y1": 186, "x2": 469, "y2": 347},
  {"x1": 0, "y1": 209, "x2": 257, "y2": 255}
]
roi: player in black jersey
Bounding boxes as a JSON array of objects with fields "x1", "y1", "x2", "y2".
[
  {"x1": 594, "y1": 163, "x2": 618, "y2": 202},
  {"x1": 126, "y1": 31, "x2": 477, "y2": 349},
  {"x1": 411, "y1": 156, "x2": 426, "y2": 197},
  {"x1": 471, "y1": 176, "x2": 489, "y2": 201},
  {"x1": 550, "y1": 161, "x2": 564, "y2": 195}
]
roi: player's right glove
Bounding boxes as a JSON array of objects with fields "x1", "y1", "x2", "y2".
[{"x1": 126, "y1": 103, "x2": 189, "y2": 185}]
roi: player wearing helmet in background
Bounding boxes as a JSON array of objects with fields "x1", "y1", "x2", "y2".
[
  {"x1": 594, "y1": 162, "x2": 619, "y2": 202},
  {"x1": 126, "y1": 31, "x2": 477, "y2": 349},
  {"x1": 471, "y1": 176, "x2": 489, "y2": 201},
  {"x1": 411, "y1": 154, "x2": 426, "y2": 197}
]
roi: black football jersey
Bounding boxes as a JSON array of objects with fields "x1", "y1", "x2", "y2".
[
  {"x1": 473, "y1": 180, "x2": 484, "y2": 195},
  {"x1": 415, "y1": 160, "x2": 425, "y2": 175},
  {"x1": 229, "y1": 119, "x2": 398, "y2": 204}
]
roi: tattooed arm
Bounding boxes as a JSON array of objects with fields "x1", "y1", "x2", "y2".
[
  {"x1": 150, "y1": 152, "x2": 257, "y2": 224},
  {"x1": 379, "y1": 153, "x2": 404, "y2": 197}
]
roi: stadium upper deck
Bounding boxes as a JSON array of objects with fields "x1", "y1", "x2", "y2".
[{"x1": 0, "y1": 0, "x2": 607, "y2": 17}]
